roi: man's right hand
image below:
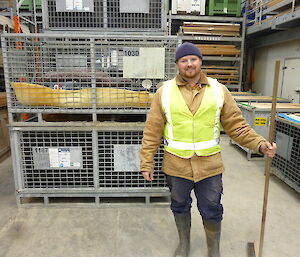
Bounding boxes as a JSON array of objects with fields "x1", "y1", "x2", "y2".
[{"x1": 141, "y1": 171, "x2": 154, "y2": 181}]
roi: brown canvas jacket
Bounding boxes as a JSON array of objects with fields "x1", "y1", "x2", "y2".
[{"x1": 140, "y1": 72, "x2": 266, "y2": 182}]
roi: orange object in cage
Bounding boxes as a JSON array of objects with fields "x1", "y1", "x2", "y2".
[{"x1": 13, "y1": 16, "x2": 22, "y2": 50}]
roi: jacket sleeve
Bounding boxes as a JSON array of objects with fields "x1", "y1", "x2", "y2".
[
  {"x1": 140, "y1": 89, "x2": 166, "y2": 173},
  {"x1": 220, "y1": 86, "x2": 266, "y2": 153}
]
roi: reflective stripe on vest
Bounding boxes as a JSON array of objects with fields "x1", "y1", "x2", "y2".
[{"x1": 161, "y1": 77, "x2": 224, "y2": 158}]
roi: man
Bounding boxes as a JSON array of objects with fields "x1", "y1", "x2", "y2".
[{"x1": 139, "y1": 42, "x2": 276, "y2": 257}]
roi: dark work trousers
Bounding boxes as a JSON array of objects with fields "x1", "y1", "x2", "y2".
[{"x1": 166, "y1": 174, "x2": 223, "y2": 223}]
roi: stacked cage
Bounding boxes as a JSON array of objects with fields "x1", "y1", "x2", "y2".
[
  {"x1": 2, "y1": 1, "x2": 180, "y2": 205},
  {"x1": 42, "y1": 0, "x2": 167, "y2": 33},
  {"x1": 272, "y1": 116, "x2": 300, "y2": 193},
  {"x1": 231, "y1": 103, "x2": 300, "y2": 160}
]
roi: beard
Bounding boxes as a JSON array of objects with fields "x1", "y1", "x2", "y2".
[{"x1": 180, "y1": 67, "x2": 201, "y2": 79}]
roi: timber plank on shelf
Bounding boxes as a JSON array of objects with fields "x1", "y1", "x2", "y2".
[
  {"x1": 202, "y1": 66, "x2": 239, "y2": 86},
  {"x1": 201, "y1": 65, "x2": 239, "y2": 74},
  {"x1": 196, "y1": 44, "x2": 241, "y2": 57},
  {"x1": 0, "y1": 92, "x2": 7, "y2": 107},
  {"x1": 182, "y1": 22, "x2": 240, "y2": 37}
]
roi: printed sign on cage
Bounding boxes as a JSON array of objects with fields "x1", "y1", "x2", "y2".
[
  {"x1": 32, "y1": 147, "x2": 82, "y2": 169},
  {"x1": 123, "y1": 47, "x2": 165, "y2": 79},
  {"x1": 56, "y1": 0, "x2": 94, "y2": 12},
  {"x1": 120, "y1": 0, "x2": 150, "y2": 13},
  {"x1": 113, "y1": 145, "x2": 141, "y2": 172}
]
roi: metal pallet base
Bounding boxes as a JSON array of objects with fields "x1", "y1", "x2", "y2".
[
  {"x1": 230, "y1": 139, "x2": 264, "y2": 161},
  {"x1": 272, "y1": 167, "x2": 300, "y2": 194},
  {"x1": 16, "y1": 191, "x2": 171, "y2": 207},
  {"x1": 10, "y1": 112, "x2": 148, "y2": 124}
]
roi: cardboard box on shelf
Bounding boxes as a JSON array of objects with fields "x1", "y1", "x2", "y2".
[{"x1": 172, "y1": 0, "x2": 206, "y2": 15}]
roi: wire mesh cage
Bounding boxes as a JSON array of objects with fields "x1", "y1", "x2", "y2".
[
  {"x1": 232, "y1": 103, "x2": 300, "y2": 160},
  {"x1": 11, "y1": 123, "x2": 167, "y2": 195},
  {"x1": 272, "y1": 116, "x2": 300, "y2": 193},
  {"x1": 42, "y1": 0, "x2": 167, "y2": 32},
  {"x1": 2, "y1": 34, "x2": 179, "y2": 116}
]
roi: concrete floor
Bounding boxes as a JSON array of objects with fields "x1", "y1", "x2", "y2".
[{"x1": 0, "y1": 135, "x2": 299, "y2": 257}]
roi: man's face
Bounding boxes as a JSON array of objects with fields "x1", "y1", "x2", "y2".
[{"x1": 176, "y1": 55, "x2": 202, "y2": 79}]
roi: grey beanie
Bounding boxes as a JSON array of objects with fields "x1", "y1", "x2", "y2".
[{"x1": 175, "y1": 42, "x2": 203, "y2": 62}]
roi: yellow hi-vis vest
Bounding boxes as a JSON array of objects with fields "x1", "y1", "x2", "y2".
[{"x1": 161, "y1": 77, "x2": 224, "y2": 158}]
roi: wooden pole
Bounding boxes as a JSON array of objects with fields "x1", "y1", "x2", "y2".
[{"x1": 257, "y1": 60, "x2": 280, "y2": 257}]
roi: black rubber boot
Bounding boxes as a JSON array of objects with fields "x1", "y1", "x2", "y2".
[
  {"x1": 203, "y1": 220, "x2": 221, "y2": 257},
  {"x1": 173, "y1": 212, "x2": 191, "y2": 257}
]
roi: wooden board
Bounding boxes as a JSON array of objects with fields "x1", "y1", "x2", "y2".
[
  {"x1": 205, "y1": 74, "x2": 239, "y2": 79},
  {"x1": 182, "y1": 22, "x2": 240, "y2": 37},
  {"x1": 239, "y1": 102, "x2": 300, "y2": 110},
  {"x1": 231, "y1": 92, "x2": 257, "y2": 96},
  {"x1": 182, "y1": 30, "x2": 239, "y2": 37},
  {"x1": 196, "y1": 44, "x2": 240, "y2": 57},
  {"x1": 0, "y1": 48, "x2": 3, "y2": 67},
  {"x1": 0, "y1": 107, "x2": 9, "y2": 160},
  {"x1": 202, "y1": 66, "x2": 239, "y2": 74},
  {"x1": 0, "y1": 92, "x2": 7, "y2": 107},
  {"x1": 234, "y1": 95, "x2": 290, "y2": 102},
  {"x1": 0, "y1": 0, "x2": 15, "y2": 8},
  {"x1": 183, "y1": 22, "x2": 240, "y2": 30}
]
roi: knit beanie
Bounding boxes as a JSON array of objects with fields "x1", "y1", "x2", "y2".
[{"x1": 175, "y1": 42, "x2": 203, "y2": 62}]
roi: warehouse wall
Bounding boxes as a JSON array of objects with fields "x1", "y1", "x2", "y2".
[{"x1": 253, "y1": 39, "x2": 300, "y2": 98}]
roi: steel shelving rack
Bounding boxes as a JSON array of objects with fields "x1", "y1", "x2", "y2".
[
  {"x1": 272, "y1": 115, "x2": 300, "y2": 193},
  {"x1": 168, "y1": 14, "x2": 246, "y2": 91},
  {"x1": 246, "y1": 0, "x2": 300, "y2": 35}
]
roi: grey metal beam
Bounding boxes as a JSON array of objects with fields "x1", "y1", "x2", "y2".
[
  {"x1": 249, "y1": 25, "x2": 300, "y2": 48},
  {"x1": 171, "y1": 15, "x2": 243, "y2": 22}
]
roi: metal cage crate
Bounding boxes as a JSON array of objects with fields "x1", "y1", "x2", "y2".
[
  {"x1": 19, "y1": 0, "x2": 42, "y2": 10},
  {"x1": 42, "y1": 0, "x2": 167, "y2": 33},
  {"x1": 208, "y1": 0, "x2": 242, "y2": 16},
  {"x1": 272, "y1": 116, "x2": 300, "y2": 193},
  {"x1": 10, "y1": 123, "x2": 169, "y2": 205},
  {"x1": 231, "y1": 102, "x2": 300, "y2": 160},
  {"x1": 1, "y1": 33, "x2": 179, "y2": 121}
]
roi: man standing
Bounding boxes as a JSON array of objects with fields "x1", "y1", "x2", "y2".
[{"x1": 140, "y1": 42, "x2": 276, "y2": 257}]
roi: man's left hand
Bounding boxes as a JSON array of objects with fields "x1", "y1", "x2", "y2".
[{"x1": 259, "y1": 141, "x2": 277, "y2": 158}]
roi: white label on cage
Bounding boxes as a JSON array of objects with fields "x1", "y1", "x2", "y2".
[
  {"x1": 111, "y1": 50, "x2": 118, "y2": 66},
  {"x1": 224, "y1": 7, "x2": 228, "y2": 13},
  {"x1": 56, "y1": 54, "x2": 87, "y2": 71},
  {"x1": 113, "y1": 145, "x2": 141, "y2": 172},
  {"x1": 123, "y1": 48, "x2": 165, "y2": 79},
  {"x1": 33, "y1": 147, "x2": 82, "y2": 169},
  {"x1": 120, "y1": 0, "x2": 149, "y2": 13},
  {"x1": 49, "y1": 148, "x2": 71, "y2": 168},
  {"x1": 191, "y1": 0, "x2": 201, "y2": 12},
  {"x1": 49, "y1": 148, "x2": 60, "y2": 168},
  {"x1": 275, "y1": 132, "x2": 293, "y2": 161},
  {"x1": 72, "y1": 162, "x2": 81, "y2": 167},
  {"x1": 66, "y1": 0, "x2": 74, "y2": 10},
  {"x1": 73, "y1": 0, "x2": 83, "y2": 11},
  {"x1": 57, "y1": 0, "x2": 94, "y2": 12},
  {"x1": 32, "y1": 147, "x2": 50, "y2": 169}
]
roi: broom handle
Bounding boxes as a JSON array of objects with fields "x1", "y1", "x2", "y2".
[{"x1": 258, "y1": 60, "x2": 280, "y2": 257}]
